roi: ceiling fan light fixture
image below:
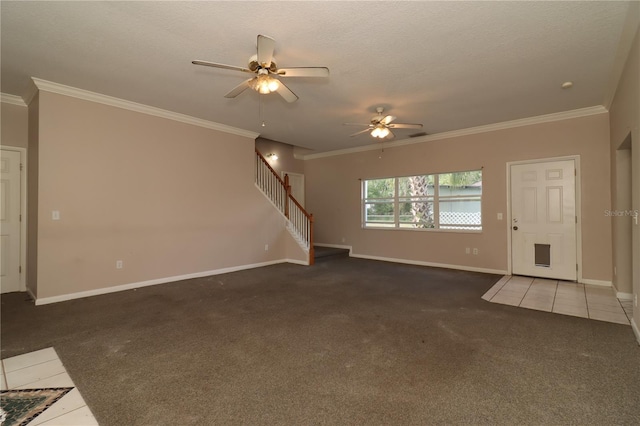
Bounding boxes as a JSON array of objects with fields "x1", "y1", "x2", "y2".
[
  {"x1": 252, "y1": 74, "x2": 280, "y2": 94},
  {"x1": 371, "y1": 125, "x2": 389, "y2": 138},
  {"x1": 267, "y1": 78, "x2": 280, "y2": 92}
]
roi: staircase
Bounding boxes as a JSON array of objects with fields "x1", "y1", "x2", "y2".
[
  {"x1": 313, "y1": 246, "x2": 350, "y2": 261},
  {"x1": 255, "y1": 149, "x2": 315, "y2": 265}
]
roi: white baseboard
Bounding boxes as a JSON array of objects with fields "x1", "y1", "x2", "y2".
[
  {"x1": 580, "y1": 278, "x2": 612, "y2": 287},
  {"x1": 314, "y1": 243, "x2": 352, "y2": 253},
  {"x1": 26, "y1": 287, "x2": 37, "y2": 303},
  {"x1": 35, "y1": 259, "x2": 293, "y2": 306},
  {"x1": 349, "y1": 253, "x2": 507, "y2": 275},
  {"x1": 616, "y1": 292, "x2": 634, "y2": 301},
  {"x1": 286, "y1": 258, "x2": 311, "y2": 266},
  {"x1": 632, "y1": 318, "x2": 640, "y2": 346}
]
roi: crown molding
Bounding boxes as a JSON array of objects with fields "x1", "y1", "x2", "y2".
[
  {"x1": 302, "y1": 105, "x2": 609, "y2": 160},
  {"x1": 0, "y1": 93, "x2": 27, "y2": 107},
  {"x1": 31, "y1": 78, "x2": 259, "y2": 139},
  {"x1": 23, "y1": 79, "x2": 39, "y2": 106}
]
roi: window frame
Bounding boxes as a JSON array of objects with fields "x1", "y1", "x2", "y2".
[{"x1": 362, "y1": 170, "x2": 483, "y2": 233}]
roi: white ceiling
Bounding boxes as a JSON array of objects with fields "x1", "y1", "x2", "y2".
[{"x1": 1, "y1": 1, "x2": 635, "y2": 153}]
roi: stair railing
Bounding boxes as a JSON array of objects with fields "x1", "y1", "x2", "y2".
[{"x1": 255, "y1": 149, "x2": 315, "y2": 264}]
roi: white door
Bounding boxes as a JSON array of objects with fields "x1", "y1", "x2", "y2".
[
  {"x1": 1, "y1": 149, "x2": 23, "y2": 293},
  {"x1": 282, "y1": 171, "x2": 305, "y2": 208},
  {"x1": 510, "y1": 159, "x2": 577, "y2": 281}
]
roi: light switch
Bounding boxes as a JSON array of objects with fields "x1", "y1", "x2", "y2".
[
  {"x1": 52, "y1": 210, "x2": 60, "y2": 220},
  {"x1": 497, "y1": 213, "x2": 503, "y2": 220}
]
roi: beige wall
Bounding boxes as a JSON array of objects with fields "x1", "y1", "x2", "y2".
[
  {"x1": 255, "y1": 137, "x2": 305, "y2": 176},
  {"x1": 1, "y1": 101, "x2": 28, "y2": 149},
  {"x1": 27, "y1": 94, "x2": 40, "y2": 297},
  {"x1": 609, "y1": 24, "x2": 639, "y2": 328},
  {"x1": 31, "y1": 90, "x2": 306, "y2": 300},
  {"x1": 305, "y1": 113, "x2": 612, "y2": 281}
]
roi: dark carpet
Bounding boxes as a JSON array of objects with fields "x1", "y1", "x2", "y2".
[{"x1": 2, "y1": 257, "x2": 639, "y2": 425}]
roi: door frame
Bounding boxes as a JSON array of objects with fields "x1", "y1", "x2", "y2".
[
  {"x1": 281, "y1": 171, "x2": 305, "y2": 207},
  {"x1": 506, "y1": 155, "x2": 582, "y2": 282},
  {"x1": 1, "y1": 146, "x2": 27, "y2": 292}
]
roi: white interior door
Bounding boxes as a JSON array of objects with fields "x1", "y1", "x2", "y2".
[
  {"x1": 1, "y1": 149, "x2": 23, "y2": 293},
  {"x1": 283, "y1": 171, "x2": 305, "y2": 208},
  {"x1": 510, "y1": 159, "x2": 577, "y2": 281}
]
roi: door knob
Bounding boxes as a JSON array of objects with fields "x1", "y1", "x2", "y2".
[{"x1": 513, "y1": 226, "x2": 518, "y2": 230}]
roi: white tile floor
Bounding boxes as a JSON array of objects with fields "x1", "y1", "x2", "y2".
[
  {"x1": 1, "y1": 347, "x2": 98, "y2": 425},
  {"x1": 483, "y1": 275, "x2": 632, "y2": 325}
]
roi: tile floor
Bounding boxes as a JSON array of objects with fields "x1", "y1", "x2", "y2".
[
  {"x1": 483, "y1": 275, "x2": 632, "y2": 325},
  {"x1": 1, "y1": 347, "x2": 97, "y2": 425}
]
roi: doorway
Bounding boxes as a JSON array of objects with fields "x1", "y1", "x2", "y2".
[
  {"x1": 509, "y1": 158, "x2": 578, "y2": 281},
  {"x1": 1, "y1": 147, "x2": 25, "y2": 293},
  {"x1": 614, "y1": 134, "x2": 633, "y2": 295},
  {"x1": 282, "y1": 171, "x2": 305, "y2": 208}
]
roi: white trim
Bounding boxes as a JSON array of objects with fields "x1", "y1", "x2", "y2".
[
  {"x1": 0, "y1": 146, "x2": 27, "y2": 293},
  {"x1": 0, "y1": 93, "x2": 27, "y2": 107},
  {"x1": 616, "y1": 292, "x2": 634, "y2": 301},
  {"x1": 314, "y1": 242, "x2": 353, "y2": 252},
  {"x1": 350, "y1": 252, "x2": 507, "y2": 275},
  {"x1": 580, "y1": 278, "x2": 613, "y2": 287},
  {"x1": 506, "y1": 155, "x2": 582, "y2": 282},
  {"x1": 302, "y1": 106, "x2": 608, "y2": 160},
  {"x1": 34, "y1": 259, "x2": 294, "y2": 306},
  {"x1": 286, "y1": 258, "x2": 311, "y2": 266},
  {"x1": 23, "y1": 80, "x2": 38, "y2": 106},
  {"x1": 632, "y1": 318, "x2": 640, "y2": 346},
  {"x1": 30, "y1": 78, "x2": 259, "y2": 139},
  {"x1": 27, "y1": 287, "x2": 37, "y2": 302}
]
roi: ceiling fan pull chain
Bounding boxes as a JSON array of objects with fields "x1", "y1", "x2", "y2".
[{"x1": 259, "y1": 95, "x2": 266, "y2": 127}]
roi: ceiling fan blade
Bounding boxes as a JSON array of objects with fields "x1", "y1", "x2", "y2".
[
  {"x1": 388, "y1": 123, "x2": 424, "y2": 129},
  {"x1": 257, "y1": 34, "x2": 276, "y2": 68},
  {"x1": 380, "y1": 115, "x2": 396, "y2": 125},
  {"x1": 385, "y1": 130, "x2": 396, "y2": 139},
  {"x1": 343, "y1": 123, "x2": 373, "y2": 127},
  {"x1": 276, "y1": 67, "x2": 330, "y2": 77},
  {"x1": 275, "y1": 80, "x2": 298, "y2": 103},
  {"x1": 349, "y1": 128, "x2": 372, "y2": 137},
  {"x1": 192, "y1": 60, "x2": 253, "y2": 74},
  {"x1": 224, "y1": 79, "x2": 253, "y2": 98}
]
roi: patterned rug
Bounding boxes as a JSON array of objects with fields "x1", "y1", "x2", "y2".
[{"x1": 0, "y1": 388, "x2": 73, "y2": 426}]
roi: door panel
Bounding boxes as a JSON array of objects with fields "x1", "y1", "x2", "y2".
[
  {"x1": 0, "y1": 149, "x2": 22, "y2": 293},
  {"x1": 511, "y1": 160, "x2": 577, "y2": 280}
]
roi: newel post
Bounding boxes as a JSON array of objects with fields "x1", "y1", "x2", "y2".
[
  {"x1": 309, "y1": 214, "x2": 315, "y2": 265},
  {"x1": 284, "y1": 174, "x2": 291, "y2": 219}
]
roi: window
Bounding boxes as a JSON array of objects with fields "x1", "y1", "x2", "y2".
[{"x1": 363, "y1": 170, "x2": 482, "y2": 231}]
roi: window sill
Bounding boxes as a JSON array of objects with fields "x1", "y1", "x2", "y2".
[{"x1": 362, "y1": 226, "x2": 482, "y2": 234}]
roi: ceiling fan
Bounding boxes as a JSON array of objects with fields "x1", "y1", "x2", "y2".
[
  {"x1": 192, "y1": 35, "x2": 329, "y2": 103},
  {"x1": 344, "y1": 107, "x2": 423, "y2": 139}
]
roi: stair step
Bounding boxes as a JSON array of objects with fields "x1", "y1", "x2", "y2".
[{"x1": 314, "y1": 246, "x2": 349, "y2": 260}]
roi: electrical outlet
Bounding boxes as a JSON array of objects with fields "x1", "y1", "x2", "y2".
[
  {"x1": 52, "y1": 210, "x2": 60, "y2": 220},
  {"x1": 265, "y1": 244, "x2": 269, "y2": 251},
  {"x1": 473, "y1": 248, "x2": 479, "y2": 255},
  {"x1": 465, "y1": 248, "x2": 470, "y2": 254},
  {"x1": 116, "y1": 260, "x2": 123, "y2": 269},
  {"x1": 342, "y1": 237, "x2": 346, "y2": 243}
]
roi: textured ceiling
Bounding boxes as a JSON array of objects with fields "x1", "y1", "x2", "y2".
[{"x1": 1, "y1": 1, "x2": 635, "y2": 153}]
